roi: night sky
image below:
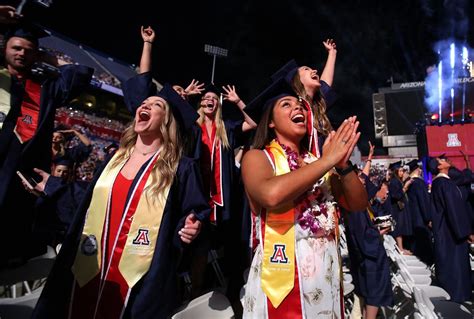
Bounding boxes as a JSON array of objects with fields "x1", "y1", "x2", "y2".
[{"x1": 13, "y1": 0, "x2": 474, "y2": 154}]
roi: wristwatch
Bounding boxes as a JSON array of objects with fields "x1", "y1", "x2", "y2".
[{"x1": 335, "y1": 161, "x2": 355, "y2": 176}]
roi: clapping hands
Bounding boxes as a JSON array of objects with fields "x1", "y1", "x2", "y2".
[{"x1": 321, "y1": 116, "x2": 360, "y2": 169}]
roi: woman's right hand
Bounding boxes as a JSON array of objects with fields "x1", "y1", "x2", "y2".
[
  {"x1": 141, "y1": 25, "x2": 155, "y2": 43},
  {"x1": 321, "y1": 116, "x2": 361, "y2": 168}
]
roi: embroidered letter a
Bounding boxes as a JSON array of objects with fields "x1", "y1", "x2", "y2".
[
  {"x1": 270, "y1": 244, "x2": 288, "y2": 263},
  {"x1": 133, "y1": 229, "x2": 150, "y2": 245}
]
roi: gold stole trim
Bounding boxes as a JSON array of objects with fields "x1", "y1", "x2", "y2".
[
  {"x1": 72, "y1": 150, "x2": 170, "y2": 288},
  {"x1": 0, "y1": 68, "x2": 12, "y2": 129},
  {"x1": 261, "y1": 140, "x2": 296, "y2": 308}
]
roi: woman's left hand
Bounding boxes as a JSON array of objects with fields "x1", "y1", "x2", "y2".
[
  {"x1": 179, "y1": 213, "x2": 201, "y2": 244},
  {"x1": 222, "y1": 85, "x2": 241, "y2": 104}
]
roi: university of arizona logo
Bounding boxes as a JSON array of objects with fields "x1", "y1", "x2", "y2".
[
  {"x1": 22, "y1": 115, "x2": 33, "y2": 125},
  {"x1": 270, "y1": 244, "x2": 288, "y2": 264},
  {"x1": 132, "y1": 228, "x2": 150, "y2": 245},
  {"x1": 446, "y1": 133, "x2": 461, "y2": 147}
]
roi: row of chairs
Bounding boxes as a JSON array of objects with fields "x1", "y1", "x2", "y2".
[
  {"x1": 383, "y1": 234, "x2": 472, "y2": 318},
  {"x1": 0, "y1": 246, "x2": 57, "y2": 319}
]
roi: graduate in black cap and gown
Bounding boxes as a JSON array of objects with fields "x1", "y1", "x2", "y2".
[
  {"x1": 405, "y1": 159, "x2": 433, "y2": 264},
  {"x1": 448, "y1": 152, "x2": 474, "y2": 230},
  {"x1": 427, "y1": 156, "x2": 473, "y2": 303},
  {"x1": 241, "y1": 76, "x2": 366, "y2": 319},
  {"x1": 345, "y1": 176, "x2": 393, "y2": 319},
  {"x1": 270, "y1": 56, "x2": 337, "y2": 158},
  {"x1": 124, "y1": 27, "x2": 256, "y2": 308},
  {"x1": 344, "y1": 148, "x2": 393, "y2": 319},
  {"x1": 0, "y1": 17, "x2": 94, "y2": 265},
  {"x1": 32, "y1": 77, "x2": 211, "y2": 318},
  {"x1": 29, "y1": 158, "x2": 89, "y2": 246},
  {"x1": 388, "y1": 161, "x2": 413, "y2": 254}
]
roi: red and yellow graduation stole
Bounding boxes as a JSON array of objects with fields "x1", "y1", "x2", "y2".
[
  {"x1": 201, "y1": 122, "x2": 223, "y2": 223},
  {"x1": 301, "y1": 99, "x2": 320, "y2": 158},
  {"x1": 72, "y1": 149, "x2": 170, "y2": 288},
  {"x1": 261, "y1": 140, "x2": 296, "y2": 308}
]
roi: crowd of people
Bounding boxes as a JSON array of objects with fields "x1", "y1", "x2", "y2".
[{"x1": 0, "y1": 6, "x2": 473, "y2": 319}]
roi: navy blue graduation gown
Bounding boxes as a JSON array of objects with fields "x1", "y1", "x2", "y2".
[
  {"x1": 344, "y1": 205, "x2": 393, "y2": 307},
  {"x1": 34, "y1": 176, "x2": 89, "y2": 244},
  {"x1": 320, "y1": 80, "x2": 337, "y2": 108},
  {"x1": 388, "y1": 178, "x2": 413, "y2": 237},
  {"x1": 406, "y1": 177, "x2": 433, "y2": 264},
  {"x1": 32, "y1": 156, "x2": 211, "y2": 318},
  {"x1": 430, "y1": 175, "x2": 472, "y2": 303},
  {"x1": 449, "y1": 168, "x2": 474, "y2": 229},
  {"x1": 0, "y1": 64, "x2": 93, "y2": 264}
]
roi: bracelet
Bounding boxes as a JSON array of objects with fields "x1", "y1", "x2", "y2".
[
  {"x1": 335, "y1": 161, "x2": 355, "y2": 176},
  {"x1": 144, "y1": 40, "x2": 152, "y2": 44},
  {"x1": 367, "y1": 159, "x2": 372, "y2": 162}
]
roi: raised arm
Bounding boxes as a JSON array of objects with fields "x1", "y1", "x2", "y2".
[
  {"x1": 222, "y1": 85, "x2": 257, "y2": 132},
  {"x1": 320, "y1": 39, "x2": 337, "y2": 87},
  {"x1": 139, "y1": 26, "x2": 155, "y2": 74},
  {"x1": 362, "y1": 141, "x2": 375, "y2": 176},
  {"x1": 460, "y1": 150, "x2": 471, "y2": 170}
]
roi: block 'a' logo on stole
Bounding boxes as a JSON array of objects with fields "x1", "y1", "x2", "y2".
[
  {"x1": 270, "y1": 244, "x2": 289, "y2": 264},
  {"x1": 132, "y1": 228, "x2": 150, "y2": 245}
]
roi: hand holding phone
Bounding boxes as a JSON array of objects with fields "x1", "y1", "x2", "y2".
[{"x1": 16, "y1": 171, "x2": 38, "y2": 190}]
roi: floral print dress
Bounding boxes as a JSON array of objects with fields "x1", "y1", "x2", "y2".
[{"x1": 243, "y1": 152, "x2": 342, "y2": 319}]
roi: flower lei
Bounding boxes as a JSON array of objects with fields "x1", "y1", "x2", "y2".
[{"x1": 276, "y1": 139, "x2": 334, "y2": 235}]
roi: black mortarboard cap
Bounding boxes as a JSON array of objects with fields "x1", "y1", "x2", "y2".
[
  {"x1": 122, "y1": 73, "x2": 198, "y2": 131},
  {"x1": 244, "y1": 77, "x2": 297, "y2": 124},
  {"x1": 201, "y1": 83, "x2": 221, "y2": 96},
  {"x1": 4, "y1": 21, "x2": 49, "y2": 48},
  {"x1": 388, "y1": 161, "x2": 402, "y2": 170},
  {"x1": 270, "y1": 59, "x2": 299, "y2": 85},
  {"x1": 157, "y1": 84, "x2": 198, "y2": 131},
  {"x1": 406, "y1": 159, "x2": 421, "y2": 172},
  {"x1": 53, "y1": 157, "x2": 73, "y2": 167},
  {"x1": 427, "y1": 157, "x2": 439, "y2": 175}
]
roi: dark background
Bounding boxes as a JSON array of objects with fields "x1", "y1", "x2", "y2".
[{"x1": 8, "y1": 0, "x2": 474, "y2": 154}]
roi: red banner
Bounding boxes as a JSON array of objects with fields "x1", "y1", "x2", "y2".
[{"x1": 425, "y1": 123, "x2": 474, "y2": 169}]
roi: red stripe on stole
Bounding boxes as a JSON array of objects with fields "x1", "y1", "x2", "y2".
[{"x1": 71, "y1": 160, "x2": 156, "y2": 318}]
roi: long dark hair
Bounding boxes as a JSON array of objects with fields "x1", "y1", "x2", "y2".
[{"x1": 252, "y1": 97, "x2": 309, "y2": 150}]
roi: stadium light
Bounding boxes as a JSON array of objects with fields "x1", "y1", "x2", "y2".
[{"x1": 204, "y1": 44, "x2": 228, "y2": 84}]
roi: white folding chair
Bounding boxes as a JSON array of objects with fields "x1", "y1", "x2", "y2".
[
  {"x1": 172, "y1": 290, "x2": 234, "y2": 319},
  {"x1": 0, "y1": 287, "x2": 43, "y2": 319},
  {"x1": 0, "y1": 246, "x2": 56, "y2": 298},
  {"x1": 399, "y1": 267, "x2": 450, "y2": 302},
  {"x1": 413, "y1": 287, "x2": 438, "y2": 319}
]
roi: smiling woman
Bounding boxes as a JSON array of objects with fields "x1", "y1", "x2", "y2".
[
  {"x1": 32, "y1": 77, "x2": 211, "y2": 319},
  {"x1": 241, "y1": 77, "x2": 366, "y2": 319}
]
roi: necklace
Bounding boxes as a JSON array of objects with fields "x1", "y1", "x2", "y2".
[
  {"x1": 275, "y1": 139, "x2": 310, "y2": 171},
  {"x1": 134, "y1": 148, "x2": 159, "y2": 156}
]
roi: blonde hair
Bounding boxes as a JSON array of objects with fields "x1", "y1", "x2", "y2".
[
  {"x1": 111, "y1": 101, "x2": 182, "y2": 202},
  {"x1": 197, "y1": 95, "x2": 230, "y2": 149},
  {"x1": 292, "y1": 72, "x2": 332, "y2": 136}
]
